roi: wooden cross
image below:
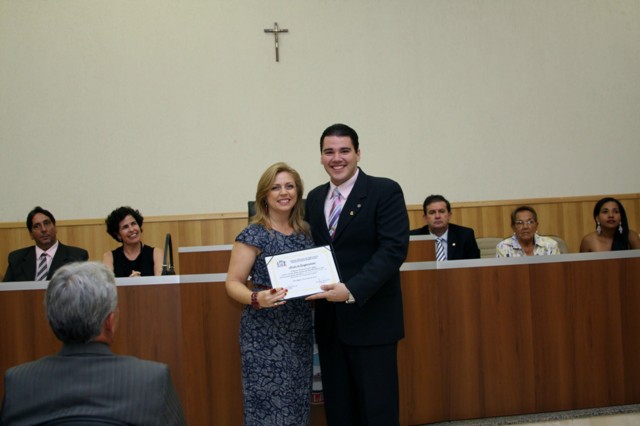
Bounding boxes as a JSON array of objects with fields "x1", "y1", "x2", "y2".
[{"x1": 264, "y1": 22, "x2": 289, "y2": 62}]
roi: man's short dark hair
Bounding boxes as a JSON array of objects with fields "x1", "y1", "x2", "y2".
[
  {"x1": 422, "y1": 195, "x2": 451, "y2": 215},
  {"x1": 26, "y1": 206, "x2": 56, "y2": 232},
  {"x1": 320, "y1": 123, "x2": 359, "y2": 152}
]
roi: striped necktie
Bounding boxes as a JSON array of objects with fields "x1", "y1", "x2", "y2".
[
  {"x1": 327, "y1": 188, "x2": 342, "y2": 240},
  {"x1": 436, "y1": 237, "x2": 447, "y2": 262},
  {"x1": 36, "y1": 252, "x2": 49, "y2": 281}
]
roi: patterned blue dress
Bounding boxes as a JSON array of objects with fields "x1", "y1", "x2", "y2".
[{"x1": 236, "y1": 223, "x2": 314, "y2": 426}]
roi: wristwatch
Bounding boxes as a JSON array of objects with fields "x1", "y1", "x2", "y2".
[{"x1": 345, "y1": 291, "x2": 356, "y2": 304}]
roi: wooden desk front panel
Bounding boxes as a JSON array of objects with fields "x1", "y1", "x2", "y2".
[
  {"x1": 399, "y1": 256, "x2": 640, "y2": 424},
  {"x1": 2, "y1": 255, "x2": 640, "y2": 426},
  {"x1": 179, "y1": 249, "x2": 232, "y2": 274},
  {"x1": 178, "y1": 281, "x2": 244, "y2": 425}
]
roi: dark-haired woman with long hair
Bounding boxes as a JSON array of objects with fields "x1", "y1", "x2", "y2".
[{"x1": 580, "y1": 197, "x2": 640, "y2": 252}]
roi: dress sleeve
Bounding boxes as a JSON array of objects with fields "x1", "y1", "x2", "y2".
[{"x1": 236, "y1": 224, "x2": 264, "y2": 250}]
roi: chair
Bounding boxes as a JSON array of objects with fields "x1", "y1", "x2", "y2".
[
  {"x1": 41, "y1": 416, "x2": 129, "y2": 426},
  {"x1": 476, "y1": 237, "x2": 504, "y2": 258},
  {"x1": 548, "y1": 235, "x2": 569, "y2": 253}
]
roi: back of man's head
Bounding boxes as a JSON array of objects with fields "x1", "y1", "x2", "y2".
[{"x1": 46, "y1": 262, "x2": 118, "y2": 344}]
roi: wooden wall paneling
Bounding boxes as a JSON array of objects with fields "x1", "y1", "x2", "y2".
[
  {"x1": 529, "y1": 259, "x2": 626, "y2": 410},
  {"x1": 178, "y1": 247, "x2": 232, "y2": 275},
  {"x1": 407, "y1": 207, "x2": 423, "y2": 231},
  {"x1": 113, "y1": 284, "x2": 183, "y2": 369},
  {"x1": 175, "y1": 249, "x2": 242, "y2": 424},
  {"x1": 2, "y1": 254, "x2": 640, "y2": 425},
  {"x1": 179, "y1": 281, "x2": 244, "y2": 426},
  {"x1": 0, "y1": 289, "x2": 58, "y2": 370},
  {"x1": 441, "y1": 265, "x2": 537, "y2": 419},
  {"x1": 620, "y1": 258, "x2": 640, "y2": 402},
  {"x1": 398, "y1": 269, "x2": 445, "y2": 424},
  {"x1": 112, "y1": 283, "x2": 186, "y2": 418},
  {"x1": 2, "y1": 194, "x2": 639, "y2": 280},
  {"x1": 439, "y1": 266, "x2": 487, "y2": 419},
  {"x1": 406, "y1": 237, "x2": 435, "y2": 262},
  {"x1": 527, "y1": 262, "x2": 576, "y2": 410},
  {"x1": 569, "y1": 260, "x2": 626, "y2": 406},
  {"x1": 476, "y1": 265, "x2": 536, "y2": 416}
]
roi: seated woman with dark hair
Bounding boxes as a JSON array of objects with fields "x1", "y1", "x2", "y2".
[
  {"x1": 580, "y1": 197, "x2": 640, "y2": 252},
  {"x1": 103, "y1": 206, "x2": 163, "y2": 277}
]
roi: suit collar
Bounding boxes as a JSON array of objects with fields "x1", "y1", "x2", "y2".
[
  {"x1": 19, "y1": 246, "x2": 37, "y2": 281},
  {"x1": 59, "y1": 342, "x2": 114, "y2": 357},
  {"x1": 48, "y1": 243, "x2": 70, "y2": 279}
]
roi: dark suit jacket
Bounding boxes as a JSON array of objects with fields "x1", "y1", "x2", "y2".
[
  {"x1": 409, "y1": 223, "x2": 481, "y2": 260},
  {"x1": 305, "y1": 169, "x2": 410, "y2": 346},
  {"x1": 0, "y1": 342, "x2": 186, "y2": 426},
  {"x1": 3, "y1": 242, "x2": 89, "y2": 282}
]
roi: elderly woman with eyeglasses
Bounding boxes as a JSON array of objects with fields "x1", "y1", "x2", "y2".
[{"x1": 496, "y1": 206, "x2": 560, "y2": 257}]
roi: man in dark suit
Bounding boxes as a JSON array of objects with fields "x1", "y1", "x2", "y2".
[
  {"x1": 306, "y1": 123, "x2": 409, "y2": 426},
  {"x1": 410, "y1": 194, "x2": 480, "y2": 260},
  {"x1": 0, "y1": 261, "x2": 186, "y2": 425},
  {"x1": 3, "y1": 206, "x2": 89, "y2": 282}
]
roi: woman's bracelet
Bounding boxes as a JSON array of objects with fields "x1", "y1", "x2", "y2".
[{"x1": 251, "y1": 291, "x2": 261, "y2": 310}]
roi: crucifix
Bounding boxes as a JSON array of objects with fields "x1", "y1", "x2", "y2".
[{"x1": 264, "y1": 22, "x2": 289, "y2": 62}]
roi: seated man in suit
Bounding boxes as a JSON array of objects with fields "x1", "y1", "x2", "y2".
[
  {"x1": 410, "y1": 194, "x2": 480, "y2": 260},
  {"x1": 3, "y1": 206, "x2": 89, "y2": 282},
  {"x1": 0, "y1": 262, "x2": 186, "y2": 425}
]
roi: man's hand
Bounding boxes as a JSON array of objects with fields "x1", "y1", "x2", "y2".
[{"x1": 306, "y1": 282, "x2": 350, "y2": 302}]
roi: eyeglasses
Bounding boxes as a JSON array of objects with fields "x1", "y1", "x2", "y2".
[{"x1": 514, "y1": 219, "x2": 536, "y2": 227}]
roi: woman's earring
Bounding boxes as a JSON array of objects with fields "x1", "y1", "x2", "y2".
[
  {"x1": 619, "y1": 223, "x2": 623, "y2": 234},
  {"x1": 596, "y1": 222, "x2": 601, "y2": 235}
]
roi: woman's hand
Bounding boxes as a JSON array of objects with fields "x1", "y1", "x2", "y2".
[{"x1": 257, "y1": 287, "x2": 288, "y2": 308}]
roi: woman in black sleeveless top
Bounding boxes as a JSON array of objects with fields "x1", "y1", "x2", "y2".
[{"x1": 102, "y1": 206, "x2": 163, "y2": 277}]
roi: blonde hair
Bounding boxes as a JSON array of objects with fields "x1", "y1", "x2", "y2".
[{"x1": 251, "y1": 162, "x2": 309, "y2": 235}]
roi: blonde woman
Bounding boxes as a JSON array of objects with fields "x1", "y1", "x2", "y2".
[{"x1": 225, "y1": 162, "x2": 314, "y2": 426}]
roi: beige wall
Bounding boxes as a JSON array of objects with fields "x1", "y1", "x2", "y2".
[{"x1": 1, "y1": 1, "x2": 639, "y2": 222}]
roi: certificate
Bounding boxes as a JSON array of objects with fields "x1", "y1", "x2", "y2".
[{"x1": 265, "y1": 245, "x2": 340, "y2": 299}]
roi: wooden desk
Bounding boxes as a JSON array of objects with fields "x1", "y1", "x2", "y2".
[
  {"x1": 398, "y1": 251, "x2": 640, "y2": 424},
  {"x1": 178, "y1": 244, "x2": 233, "y2": 274},
  {"x1": 2, "y1": 251, "x2": 640, "y2": 425},
  {"x1": 407, "y1": 235, "x2": 435, "y2": 262}
]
